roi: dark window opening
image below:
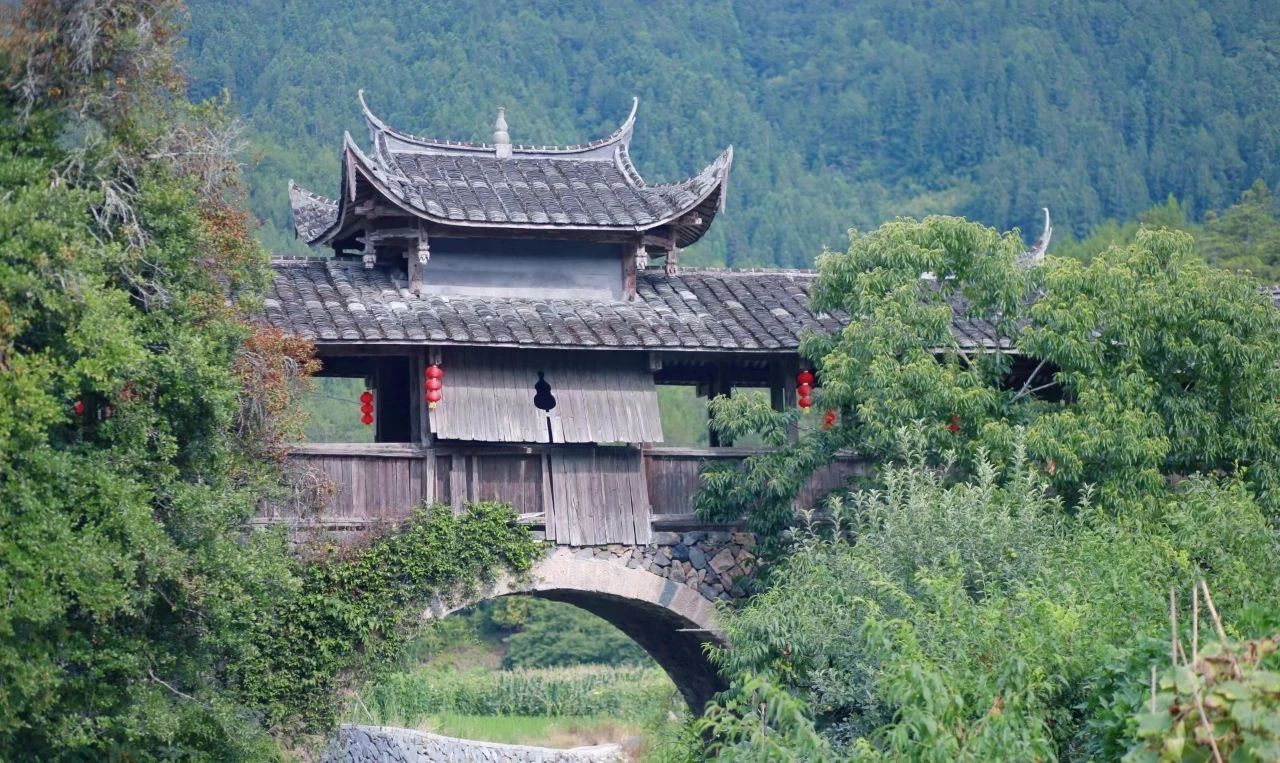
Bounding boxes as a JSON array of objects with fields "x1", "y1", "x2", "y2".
[{"x1": 533, "y1": 370, "x2": 557, "y2": 412}]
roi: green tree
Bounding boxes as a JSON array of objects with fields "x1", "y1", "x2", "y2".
[
  {"x1": 699, "y1": 217, "x2": 1280, "y2": 537},
  {"x1": 0, "y1": 1, "x2": 304, "y2": 757},
  {"x1": 1199, "y1": 179, "x2": 1280, "y2": 280},
  {"x1": 493, "y1": 598, "x2": 650, "y2": 669},
  {"x1": 697, "y1": 441, "x2": 1280, "y2": 760},
  {"x1": 0, "y1": 2, "x2": 544, "y2": 756}
]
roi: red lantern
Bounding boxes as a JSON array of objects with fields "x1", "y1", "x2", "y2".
[
  {"x1": 425, "y1": 364, "x2": 444, "y2": 408},
  {"x1": 360, "y1": 390, "x2": 373, "y2": 404},
  {"x1": 72, "y1": 399, "x2": 85, "y2": 416},
  {"x1": 795, "y1": 369, "x2": 814, "y2": 386},
  {"x1": 822, "y1": 409, "x2": 837, "y2": 430},
  {"x1": 360, "y1": 390, "x2": 374, "y2": 425},
  {"x1": 797, "y1": 382, "x2": 812, "y2": 397},
  {"x1": 798, "y1": 396, "x2": 812, "y2": 411},
  {"x1": 947, "y1": 414, "x2": 960, "y2": 433},
  {"x1": 361, "y1": 413, "x2": 374, "y2": 426}
]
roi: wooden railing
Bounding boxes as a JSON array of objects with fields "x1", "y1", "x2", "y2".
[
  {"x1": 266, "y1": 443, "x2": 868, "y2": 541},
  {"x1": 643, "y1": 447, "x2": 870, "y2": 526}
]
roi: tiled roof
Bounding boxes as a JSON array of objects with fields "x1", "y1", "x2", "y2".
[
  {"x1": 371, "y1": 149, "x2": 724, "y2": 229},
  {"x1": 264, "y1": 259, "x2": 1004, "y2": 352},
  {"x1": 287, "y1": 182, "x2": 338, "y2": 242},
  {"x1": 288, "y1": 94, "x2": 732, "y2": 247}
]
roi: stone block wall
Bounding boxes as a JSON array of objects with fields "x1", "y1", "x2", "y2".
[
  {"x1": 324, "y1": 724, "x2": 624, "y2": 763},
  {"x1": 555, "y1": 530, "x2": 758, "y2": 602}
]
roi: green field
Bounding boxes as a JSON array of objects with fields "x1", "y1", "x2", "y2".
[{"x1": 392, "y1": 714, "x2": 640, "y2": 749}]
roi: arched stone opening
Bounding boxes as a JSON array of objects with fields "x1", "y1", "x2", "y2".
[{"x1": 426, "y1": 551, "x2": 727, "y2": 712}]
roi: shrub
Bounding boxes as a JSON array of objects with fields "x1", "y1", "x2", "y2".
[{"x1": 699, "y1": 433, "x2": 1280, "y2": 760}]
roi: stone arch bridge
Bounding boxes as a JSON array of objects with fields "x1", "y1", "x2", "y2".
[{"x1": 258, "y1": 443, "x2": 866, "y2": 711}]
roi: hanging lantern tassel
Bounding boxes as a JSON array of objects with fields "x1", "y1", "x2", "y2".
[
  {"x1": 796, "y1": 369, "x2": 815, "y2": 413},
  {"x1": 425, "y1": 364, "x2": 444, "y2": 409},
  {"x1": 360, "y1": 390, "x2": 374, "y2": 426}
]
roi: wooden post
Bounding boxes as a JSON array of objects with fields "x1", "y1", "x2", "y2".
[
  {"x1": 622, "y1": 239, "x2": 639, "y2": 300},
  {"x1": 450, "y1": 454, "x2": 466, "y2": 515},
  {"x1": 409, "y1": 353, "x2": 424, "y2": 445},
  {"x1": 783, "y1": 357, "x2": 800, "y2": 443},
  {"x1": 408, "y1": 225, "x2": 428, "y2": 294}
]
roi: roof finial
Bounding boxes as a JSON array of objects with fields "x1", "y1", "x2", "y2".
[
  {"x1": 493, "y1": 107, "x2": 512, "y2": 158},
  {"x1": 1018, "y1": 207, "x2": 1052, "y2": 267}
]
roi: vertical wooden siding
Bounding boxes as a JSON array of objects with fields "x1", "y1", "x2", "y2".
[
  {"x1": 548, "y1": 447, "x2": 651, "y2": 545},
  {"x1": 277, "y1": 444, "x2": 865, "y2": 542},
  {"x1": 431, "y1": 348, "x2": 663, "y2": 444}
]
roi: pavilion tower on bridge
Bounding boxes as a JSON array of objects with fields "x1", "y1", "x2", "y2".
[{"x1": 267, "y1": 93, "x2": 878, "y2": 544}]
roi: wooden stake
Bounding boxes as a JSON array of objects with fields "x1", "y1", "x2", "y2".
[{"x1": 1192, "y1": 583, "x2": 1200, "y2": 665}]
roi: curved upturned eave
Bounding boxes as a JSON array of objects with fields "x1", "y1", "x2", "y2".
[
  {"x1": 287, "y1": 180, "x2": 338, "y2": 243},
  {"x1": 358, "y1": 89, "x2": 639, "y2": 159},
  {"x1": 338, "y1": 136, "x2": 734, "y2": 239},
  {"x1": 645, "y1": 145, "x2": 734, "y2": 248},
  {"x1": 310, "y1": 132, "x2": 373, "y2": 247}
]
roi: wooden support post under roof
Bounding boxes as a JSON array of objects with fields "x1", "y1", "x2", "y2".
[
  {"x1": 783, "y1": 358, "x2": 800, "y2": 443},
  {"x1": 622, "y1": 240, "x2": 638, "y2": 300}
]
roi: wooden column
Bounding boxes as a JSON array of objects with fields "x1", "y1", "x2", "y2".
[
  {"x1": 783, "y1": 357, "x2": 800, "y2": 443},
  {"x1": 622, "y1": 239, "x2": 639, "y2": 300},
  {"x1": 408, "y1": 225, "x2": 429, "y2": 294},
  {"x1": 450, "y1": 454, "x2": 466, "y2": 515}
]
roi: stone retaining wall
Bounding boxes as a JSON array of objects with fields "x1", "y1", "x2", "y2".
[
  {"x1": 324, "y1": 724, "x2": 624, "y2": 763},
  {"x1": 556, "y1": 530, "x2": 757, "y2": 602}
]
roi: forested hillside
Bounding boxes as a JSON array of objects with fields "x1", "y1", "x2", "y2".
[{"x1": 185, "y1": 0, "x2": 1280, "y2": 266}]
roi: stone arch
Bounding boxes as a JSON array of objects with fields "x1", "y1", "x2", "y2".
[{"x1": 426, "y1": 549, "x2": 727, "y2": 712}]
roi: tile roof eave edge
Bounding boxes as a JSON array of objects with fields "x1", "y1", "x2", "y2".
[{"x1": 301, "y1": 338, "x2": 810, "y2": 354}]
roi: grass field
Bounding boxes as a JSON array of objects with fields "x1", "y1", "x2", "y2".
[
  {"x1": 342, "y1": 663, "x2": 687, "y2": 758},
  {"x1": 415, "y1": 713, "x2": 641, "y2": 748}
]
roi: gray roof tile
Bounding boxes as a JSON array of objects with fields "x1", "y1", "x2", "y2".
[{"x1": 264, "y1": 260, "x2": 1010, "y2": 353}]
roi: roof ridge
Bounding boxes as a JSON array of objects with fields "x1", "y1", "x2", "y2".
[{"x1": 359, "y1": 90, "x2": 640, "y2": 157}]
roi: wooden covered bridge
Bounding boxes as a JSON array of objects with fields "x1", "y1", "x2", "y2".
[{"x1": 259, "y1": 94, "x2": 1020, "y2": 709}]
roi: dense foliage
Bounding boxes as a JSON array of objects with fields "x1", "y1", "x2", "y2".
[
  {"x1": 0, "y1": 1, "x2": 305, "y2": 757},
  {"x1": 182, "y1": 0, "x2": 1280, "y2": 266},
  {"x1": 689, "y1": 216, "x2": 1280, "y2": 759},
  {"x1": 1056, "y1": 180, "x2": 1280, "y2": 280},
  {"x1": 480, "y1": 597, "x2": 650, "y2": 670},
  {"x1": 239, "y1": 503, "x2": 543, "y2": 733},
  {"x1": 695, "y1": 443, "x2": 1280, "y2": 760},
  {"x1": 0, "y1": 3, "x2": 544, "y2": 758},
  {"x1": 699, "y1": 217, "x2": 1280, "y2": 536},
  {"x1": 1127, "y1": 602, "x2": 1280, "y2": 762}
]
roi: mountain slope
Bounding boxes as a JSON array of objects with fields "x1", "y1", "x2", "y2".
[{"x1": 185, "y1": 0, "x2": 1280, "y2": 266}]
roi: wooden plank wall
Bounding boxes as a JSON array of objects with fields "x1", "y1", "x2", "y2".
[
  {"x1": 432, "y1": 348, "x2": 663, "y2": 444},
  {"x1": 289, "y1": 451, "x2": 426, "y2": 522},
  {"x1": 549, "y1": 447, "x2": 651, "y2": 545},
  {"x1": 644, "y1": 448, "x2": 869, "y2": 517}
]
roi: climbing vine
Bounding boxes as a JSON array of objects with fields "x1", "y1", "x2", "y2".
[{"x1": 236, "y1": 502, "x2": 545, "y2": 733}]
